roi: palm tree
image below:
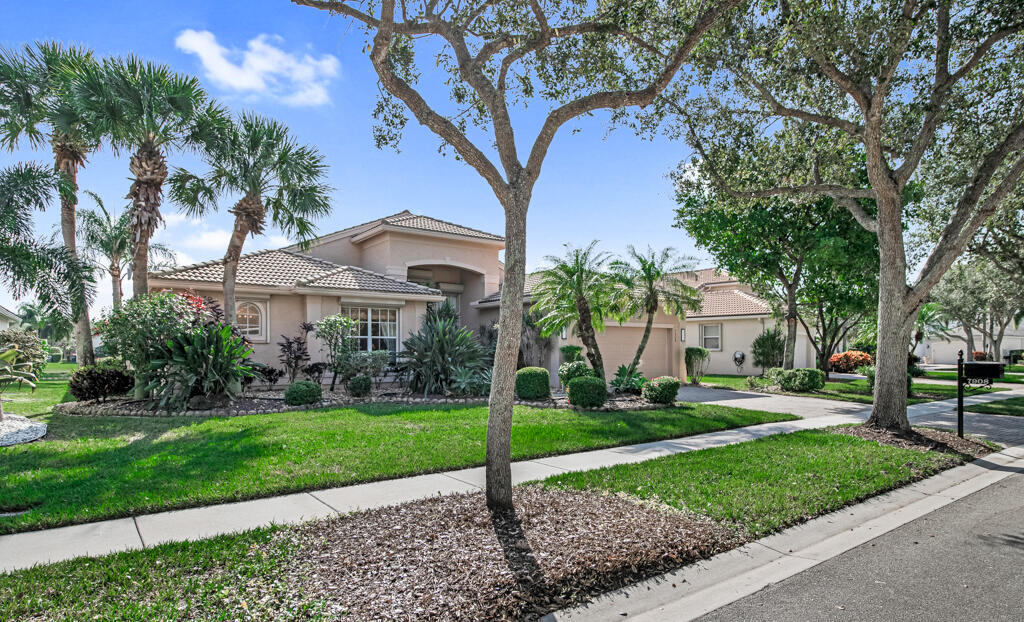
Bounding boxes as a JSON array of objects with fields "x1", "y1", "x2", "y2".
[
  {"x1": 533, "y1": 241, "x2": 617, "y2": 382},
  {"x1": 0, "y1": 162, "x2": 91, "y2": 324},
  {"x1": 17, "y1": 300, "x2": 73, "y2": 343},
  {"x1": 0, "y1": 42, "x2": 99, "y2": 365},
  {"x1": 78, "y1": 191, "x2": 176, "y2": 309},
  {"x1": 70, "y1": 55, "x2": 226, "y2": 297},
  {"x1": 169, "y1": 112, "x2": 331, "y2": 325},
  {"x1": 611, "y1": 246, "x2": 702, "y2": 377}
]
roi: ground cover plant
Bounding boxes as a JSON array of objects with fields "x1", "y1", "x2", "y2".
[
  {"x1": 964, "y1": 397, "x2": 1024, "y2": 417},
  {"x1": 0, "y1": 427, "x2": 990, "y2": 621},
  {"x1": 702, "y1": 374, "x2": 1006, "y2": 405},
  {"x1": 0, "y1": 394, "x2": 794, "y2": 533}
]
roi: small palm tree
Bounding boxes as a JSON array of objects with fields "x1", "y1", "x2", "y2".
[
  {"x1": 169, "y1": 112, "x2": 331, "y2": 325},
  {"x1": 18, "y1": 300, "x2": 73, "y2": 343},
  {"x1": 533, "y1": 241, "x2": 617, "y2": 382},
  {"x1": 611, "y1": 246, "x2": 702, "y2": 377},
  {"x1": 0, "y1": 41, "x2": 99, "y2": 365},
  {"x1": 70, "y1": 55, "x2": 227, "y2": 297},
  {"x1": 78, "y1": 191, "x2": 176, "y2": 309},
  {"x1": 0, "y1": 162, "x2": 92, "y2": 323}
]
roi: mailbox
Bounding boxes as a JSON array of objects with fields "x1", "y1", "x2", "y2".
[{"x1": 963, "y1": 361, "x2": 1004, "y2": 380}]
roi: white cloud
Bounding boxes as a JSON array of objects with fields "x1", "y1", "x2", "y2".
[
  {"x1": 175, "y1": 29, "x2": 339, "y2": 106},
  {"x1": 183, "y1": 229, "x2": 233, "y2": 251}
]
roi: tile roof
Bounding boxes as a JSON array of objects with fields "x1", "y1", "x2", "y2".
[
  {"x1": 672, "y1": 268, "x2": 736, "y2": 287},
  {"x1": 0, "y1": 303, "x2": 20, "y2": 321},
  {"x1": 380, "y1": 210, "x2": 504, "y2": 241},
  {"x1": 150, "y1": 249, "x2": 440, "y2": 297},
  {"x1": 688, "y1": 288, "x2": 771, "y2": 318},
  {"x1": 474, "y1": 272, "x2": 546, "y2": 305}
]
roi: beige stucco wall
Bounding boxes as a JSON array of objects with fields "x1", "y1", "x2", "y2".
[
  {"x1": 682, "y1": 316, "x2": 816, "y2": 375},
  {"x1": 919, "y1": 326, "x2": 1024, "y2": 364}
]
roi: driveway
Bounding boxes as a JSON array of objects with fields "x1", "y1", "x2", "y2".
[{"x1": 676, "y1": 385, "x2": 870, "y2": 419}]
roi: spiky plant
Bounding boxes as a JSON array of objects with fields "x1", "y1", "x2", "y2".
[
  {"x1": 0, "y1": 344, "x2": 38, "y2": 421},
  {"x1": 0, "y1": 41, "x2": 100, "y2": 364},
  {"x1": 169, "y1": 112, "x2": 331, "y2": 324},
  {"x1": 610, "y1": 246, "x2": 702, "y2": 377},
  {"x1": 70, "y1": 55, "x2": 227, "y2": 296}
]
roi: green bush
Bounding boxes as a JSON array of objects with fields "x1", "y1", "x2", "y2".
[
  {"x1": 284, "y1": 380, "x2": 322, "y2": 405},
  {"x1": 610, "y1": 364, "x2": 646, "y2": 395},
  {"x1": 451, "y1": 365, "x2": 491, "y2": 397},
  {"x1": 68, "y1": 361, "x2": 134, "y2": 402},
  {"x1": 560, "y1": 345, "x2": 583, "y2": 362},
  {"x1": 400, "y1": 304, "x2": 486, "y2": 396},
  {"x1": 567, "y1": 375, "x2": 607, "y2": 408},
  {"x1": 0, "y1": 328, "x2": 47, "y2": 375},
  {"x1": 347, "y1": 374, "x2": 372, "y2": 398},
  {"x1": 97, "y1": 292, "x2": 207, "y2": 378},
  {"x1": 515, "y1": 366, "x2": 550, "y2": 400},
  {"x1": 862, "y1": 365, "x2": 913, "y2": 397},
  {"x1": 642, "y1": 376, "x2": 680, "y2": 404},
  {"x1": 762, "y1": 367, "x2": 826, "y2": 392},
  {"x1": 751, "y1": 326, "x2": 785, "y2": 370},
  {"x1": 685, "y1": 347, "x2": 710, "y2": 385},
  {"x1": 558, "y1": 360, "x2": 592, "y2": 387}
]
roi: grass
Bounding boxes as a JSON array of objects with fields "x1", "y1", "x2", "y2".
[
  {"x1": 0, "y1": 428, "x2": 967, "y2": 620},
  {"x1": 698, "y1": 373, "x2": 1006, "y2": 404},
  {"x1": 922, "y1": 371, "x2": 1024, "y2": 384},
  {"x1": 965, "y1": 396, "x2": 1024, "y2": 417},
  {"x1": 1, "y1": 362, "x2": 76, "y2": 417},
  {"x1": 543, "y1": 429, "x2": 963, "y2": 537},
  {"x1": 1, "y1": 390, "x2": 794, "y2": 533}
]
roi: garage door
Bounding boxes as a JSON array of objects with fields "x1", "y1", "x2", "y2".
[{"x1": 595, "y1": 326, "x2": 673, "y2": 379}]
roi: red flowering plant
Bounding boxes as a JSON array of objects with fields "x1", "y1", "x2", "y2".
[
  {"x1": 99, "y1": 292, "x2": 210, "y2": 375},
  {"x1": 828, "y1": 350, "x2": 874, "y2": 373}
]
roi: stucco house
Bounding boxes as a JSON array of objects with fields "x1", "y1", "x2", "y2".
[
  {"x1": 0, "y1": 304, "x2": 20, "y2": 331},
  {"x1": 150, "y1": 210, "x2": 814, "y2": 382}
]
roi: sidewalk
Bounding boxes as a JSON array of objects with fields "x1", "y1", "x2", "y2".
[{"x1": 2, "y1": 388, "x2": 1021, "y2": 574}]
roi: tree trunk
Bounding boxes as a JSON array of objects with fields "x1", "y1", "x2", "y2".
[
  {"x1": 627, "y1": 304, "x2": 656, "y2": 376},
  {"x1": 485, "y1": 198, "x2": 528, "y2": 511},
  {"x1": 965, "y1": 327, "x2": 976, "y2": 361},
  {"x1": 128, "y1": 138, "x2": 168, "y2": 297},
  {"x1": 53, "y1": 141, "x2": 95, "y2": 366},
  {"x1": 110, "y1": 263, "x2": 123, "y2": 310},
  {"x1": 223, "y1": 215, "x2": 252, "y2": 326},
  {"x1": 783, "y1": 284, "x2": 798, "y2": 370},
  {"x1": 576, "y1": 299, "x2": 606, "y2": 382}
]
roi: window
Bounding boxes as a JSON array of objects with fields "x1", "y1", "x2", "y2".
[
  {"x1": 236, "y1": 302, "x2": 265, "y2": 340},
  {"x1": 340, "y1": 307, "x2": 399, "y2": 352},
  {"x1": 444, "y1": 293, "x2": 461, "y2": 319},
  {"x1": 700, "y1": 324, "x2": 721, "y2": 351}
]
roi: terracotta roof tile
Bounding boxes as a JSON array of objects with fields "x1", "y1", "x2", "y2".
[
  {"x1": 300, "y1": 266, "x2": 440, "y2": 295},
  {"x1": 382, "y1": 210, "x2": 504, "y2": 241},
  {"x1": 689, "y1": 288, "x2": 771, "y2": 318},
  {"x1": 474, "y1": 272, "x2": 545, "y2": 305}
]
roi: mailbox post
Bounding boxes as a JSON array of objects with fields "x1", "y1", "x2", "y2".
[{"x1": 956, "y1": 349, "x2": 1005, "y2": 438}]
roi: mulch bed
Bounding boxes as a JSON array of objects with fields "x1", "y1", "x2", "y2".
[
  {"x1": 833, "y1": 425, "x2": 996, "y2": 460},
  {"x1": 269, "y1": 486, "x2": 743, "y2": 621}
]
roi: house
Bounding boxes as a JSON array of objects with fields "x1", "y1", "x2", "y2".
[
  {"x1": 0, "y1": 304, "x2": 20, "y2": 331},
  {"x1": 917, "y1": 326, "x2": 1024, "y2": 365},
  {"x1": 150, "y1": 210, "x2": 815, "y2": 382}
]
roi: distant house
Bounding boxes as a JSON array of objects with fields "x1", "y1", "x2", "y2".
[
  {"x1": 0, "y1": 304, "x2": 20, "y2": 331},
  {"x1": 917, "y1": 327, "x2": 1024, "y2": 365},
  {"x1": 150, "y1": 210, "x2": 814, "y2": 381}
]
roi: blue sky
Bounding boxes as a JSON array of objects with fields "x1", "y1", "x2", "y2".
[{"x1": 0, "y1": 0, "x2": 709, "y2": 317}]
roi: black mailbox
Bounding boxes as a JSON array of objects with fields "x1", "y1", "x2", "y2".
[{"x1": 963, "y1": 362, "x2": 1005, "y2": 380}]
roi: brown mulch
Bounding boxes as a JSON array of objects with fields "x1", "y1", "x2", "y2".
[
  {"x1": 270, "y1": 486, "x2": 744, "y2": 621},
  {"x1": 833, "y1": 425, "x2": 996, "y2": 460}
]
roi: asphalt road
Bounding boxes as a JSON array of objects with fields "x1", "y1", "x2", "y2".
[{"x1": 699, "y1": 470, "x2": 1024, "y2": 622}]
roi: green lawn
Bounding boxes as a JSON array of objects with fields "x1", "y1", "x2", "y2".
[
  {"x1": 965, "y1": 397, "x2": 1024, "y2": 417},
  {"x1": 1, "y1": 362, "x2": 77, "y2": 417},
  {"x1": 1, "y1": 394, "x2": 794, "y2": 533},
  {"x1": 543, "y1": 429, "x2": 963, "y2": 536},
  {"x1": 923, "y1": 371, "x2": 1024, "y2": 384},
  {"x1": 698, "y1": 374, "x2": 1006, "y2": 405},
  {"x1": 0, "y1": 428, "x2": 967, "y2": 621}
]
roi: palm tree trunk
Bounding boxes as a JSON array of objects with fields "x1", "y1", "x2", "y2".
[
  {"x1": 128, "y1": 138, "x2": 168, "y2": 297},
  {"x1": 53, "y1": 140, "x2": 95, "y2": 366},
  {"x1": 627, "y1": 305, "x2": 656, "y2": 377},
  {"x1": 224, "y1": 194, "x2": 264, "y2": 325},
  {"x1": 576, "y1": 298, "x2": 606, "y2": 382},
  {"x1": 109, "y1": 263, "x2": 122, "y2": 309}
]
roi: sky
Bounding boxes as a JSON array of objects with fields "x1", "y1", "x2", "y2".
[{"x1": 0, "y1": 0, "x2": 711, "y2": 319}]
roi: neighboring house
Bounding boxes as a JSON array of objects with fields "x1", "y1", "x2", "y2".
[
  {"x1": 150, "y1": 210, "x2": 816, "y2": 381},
  {"x1": 917, "y1": 326, "x2": 1024, "y2": 365},
  {"x1": 0, "y1": 304, "x2": 20, "y2": 331}
]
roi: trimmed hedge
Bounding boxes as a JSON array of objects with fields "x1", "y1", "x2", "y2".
[
  {"x1": 347, "y1": 374, "x2": 372, "y2": 398},
  {"x1": 68, "y1": 362, "x2": 134, "y2": 402},
  {"x1": 764, "y1": 367, "x2": 826, "y2": 392},
  {"x1": 515, "y1": 367, "x2": 550, "y2": 400},
  {"x1": 567, "y1": 376, "x2": 607, "y2": 408},
  {"x1": 558, "y1": 360, "x2": 593, "y2": 387},
  {"x1": 642, "y1": 376, "x2": 680, "y2": 404},
  {"x1": 284, "y1": 380, "x2": 322, "y2": 405}
]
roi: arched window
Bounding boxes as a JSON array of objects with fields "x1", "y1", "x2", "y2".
[{"x1": 236, "y1": 302, "x2": 263, "y2": 339}]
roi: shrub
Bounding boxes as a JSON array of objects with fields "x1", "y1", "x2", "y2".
[
  {"x1": 144, "y1": 323, "x2": 255, "y2": 411},
  {"x1": 828, "y1": 350, "x2": 874, "y2": 373},
  {"x1": 781, "y1": 368, "x2": 826, "y2": 392},
  {"x1": 862, "y1": 365, "x2": 913, "y2": 397},
  {"x1": 685, "y1": 347, "x2": 710, "y2": 385},
  {"x1": 303, "y1": 362, "x2": 329, "y2": 384},
  {"x1": 558, "y1": 360, "x2": 592, "y2": 387},
  {"x1": 97, "y1": 292, "x2": 208, "y2": 377},
  {"x1": 68, "y1": 361, "x2": 134, "y2": 402},
  {"x1": 610, "y1": 364, "x2": 646, "y2": 395},
  {"x1": 560, "y1": 345, "x2": 583, "y2": 363},
  {"x1": 0, "y1": 328, "x2": 47, "y2": 375},
  {"x1": 284, "y1": 380, "x2": 322, "y2": 405},
  {"x1": 451, "y1": 365, "x2": 491, "y2": 397},
  {"x1": 642, "y1": 376, "x2": 680, "y2": 404},
  {"x1": 261, "y1": 366, "x2": 284, "y2": 387},
  {"x1": 751, "y1": 326, "x2": 785, "y2": 370},
  {"x1": 278, "y1": 323, "x2": 314, "y2": 383},
  {"x1": 908, "y1": 364, "x2": 925, "y2": 377},
  {"x1": 314, "y1": 314, "x2": 358, "y2": 390},
  {"x1": 567, "y1": 376, "x2": 607, "y2": 408},
  {"x1": 347, "y1": 374, "x2": 372, "y2": 398},
  {"x1": 515, "y1": 367, "x2": 550, "y2": 400},
  {"x1": 351, "y1": 350, "x2": 390, "y2": 386},
  {"x1": 401, "y1": 308, "x2": 486, "y2": 396}
]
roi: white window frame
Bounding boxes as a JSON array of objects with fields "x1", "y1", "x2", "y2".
[
  {"x1": 340, "y1": 306, "x2": 401, "y2": 352},
  {"x1": 700, "y1": 323, "x2": 722, "y2": 351},
  {"x1": 235, "y1": 300, "x2": 268, "y2": 342}
]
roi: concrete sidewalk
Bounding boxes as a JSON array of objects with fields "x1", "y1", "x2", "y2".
[{"x1": 2, "y1": 388, "x2": 1020, "y2": 574}]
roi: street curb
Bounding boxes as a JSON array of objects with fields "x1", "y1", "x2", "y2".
[{"x1": 543, "y1": 446, "x2": 1024, "y2": 622}]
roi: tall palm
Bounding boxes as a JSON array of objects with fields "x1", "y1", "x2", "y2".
[
  {"x1": 611, "y1": 246, "x2": 702, "y2": 377},
  {"x1": 169, "y1": 112, "x2": 331, "y2": 325},
  {"x1": 0, "y1": 162, "x2": 91, "y2": 323},
  {"x1": 0, "y1": 41, "x2": 99, "y2": 365},
  {"x1": 70, "y1": 55, "x2": 226, "y2": 297},
  {"x1": 533, "y1": 241, "x2": 617, "y2": 382},
  {"x1": 17, "y1": 300, "x2": 73, "y2": 343},
  {"x1": 78, "y1": 191, "x2": 175, "y2": 310}
]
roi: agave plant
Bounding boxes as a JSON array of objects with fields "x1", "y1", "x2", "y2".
[
  {"x1": 0, "y1": 344, "x2": 38, "y2": 421},
  {"x1": 400, "y1": 303, "x2": 487, "y2": 396}
]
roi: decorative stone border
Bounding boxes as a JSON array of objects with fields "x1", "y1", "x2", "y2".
[{"x1": 52, "y1": 393, "x2": 674, "y2": 418}]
